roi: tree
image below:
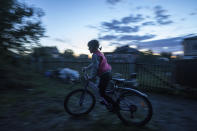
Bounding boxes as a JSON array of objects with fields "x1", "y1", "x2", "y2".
[
  {"x1": 63, "y1": 49, "x2": 74, "y2": 58},
  {"x1": 160, "y1": 52, "x2": 172, "y2": 59},
  {"x1": 0, "y1": 0, "x2": 45, "y2": 55},
  {"x1": 136, "y1": 49, "x2": 159, "y2": 63},
  {"x1": 143, "y1": 50, "x2": 153, "y2": 55}
]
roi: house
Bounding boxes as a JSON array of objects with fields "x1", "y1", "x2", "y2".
[
  {"x1": 182, "y1": 36, "x2": 197, "y2": 59},
  {"x1": 33, "y1": 46, "x2": 60, "y2": 58},
  {"x1": 104, "y1": 45, "x2": 140, "y2": 74},
  {"x1": 78, "y1": 54, "x2": 89, "y2": 59},
  {"x1": 104, "y1": 45, "x2": 140, "y2": 63},
  {"x1": 113, "y1": 45, "x2": 140, "y2": 54}
]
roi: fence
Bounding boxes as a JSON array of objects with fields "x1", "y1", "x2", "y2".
[
  {"x1": 136, "y1": 63, "x2": 175, "y2": 90},
  {"x1": 37, "y1": 60, "x2": 132, "y2": 79},
  {"x1": 35, "y1": 59, "x2": 176, "y2": 90},
  {"x1": 175, "y1": 59, "x2": 197, "y2": 88}
]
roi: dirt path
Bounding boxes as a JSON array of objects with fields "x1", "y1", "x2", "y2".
[
  {"x1": 0, "y1": 90, "x2": 197, "y2": 131},
  {"x1": 148, "y1": 93, "x2": 197, "y2": 131}
]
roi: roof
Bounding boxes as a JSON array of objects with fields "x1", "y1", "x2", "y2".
[
  {"x1": 34, "y1": 46, "x2": 59, "y2": 53},
  {"x1": 113, "y1": 45, "x2": 140, "y2": 54},
  {"x1": 184, "y1": 36, "x2": 197, "y2": 41}
]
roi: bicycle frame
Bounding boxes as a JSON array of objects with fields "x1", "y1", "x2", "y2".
[
  {"x1": 82, "y1": 69, "x2": 99, "y2": 88},
  {"x1": 82, "y1": 70, "x2": 148, "y2": 101},
  {"x1": 117, "y1": 87, "x2": 148, "y2": 97},
  {"x1": 81, "y1": 70, "x2": 100, "y2": 97}
]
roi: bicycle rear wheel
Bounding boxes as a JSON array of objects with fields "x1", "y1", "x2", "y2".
[
  {"x1": 116, "y1": 91, "x2": 152, "y2": 126},
  {"x1": 64, "y1": 89, "x2": 96, "y2": 116}
]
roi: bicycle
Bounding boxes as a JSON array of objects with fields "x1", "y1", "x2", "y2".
[{"x1": 64, "y1": 70, "x2": 153, "y2": 126}]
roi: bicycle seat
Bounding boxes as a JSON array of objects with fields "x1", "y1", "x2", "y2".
[{"x1": 112, "y1": 78, "x2": 125, "y2": 83}]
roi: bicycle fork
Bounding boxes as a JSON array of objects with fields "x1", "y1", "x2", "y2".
[{"x1": 79, "y1": 83, "x2": 89, "y2": 106}]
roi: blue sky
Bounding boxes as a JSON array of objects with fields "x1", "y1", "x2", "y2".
[{"x1": 20, "y1": 0, "x2": 197, "y2": 55}]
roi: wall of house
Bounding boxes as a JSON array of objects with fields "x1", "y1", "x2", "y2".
[
  {"x1": 175, "y1": 59, "x2": 197, "y2": 88},
  {"x1": 183, "y1": 39, "x2": 197, "y2": 56},
  {"x1": 105, "y1": 53, "x2": 137, "y2": 74}
]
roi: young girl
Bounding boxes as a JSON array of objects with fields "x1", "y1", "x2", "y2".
[{"x1": 83, "y1": 39, "x2": 115, "y2": 111}]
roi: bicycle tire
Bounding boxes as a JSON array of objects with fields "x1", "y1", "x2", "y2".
[
  {"x1": 116, "y1": 91, "x2": 153, "y2": 126},
  {"x1": 64, "y1": 89, "x2": 96, "y2": 116}
]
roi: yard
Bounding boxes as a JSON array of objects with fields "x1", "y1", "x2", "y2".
[{"x1": 0, "y1": 74, "x2": 197, "y2": 131}]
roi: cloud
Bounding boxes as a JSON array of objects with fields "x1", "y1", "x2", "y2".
[
  {"x1": 101, "y1": 20, "x2": 121, "y2": 28},
  {"x1": 121, "y1": 14, "x2": 144, "y2": 24},
  {"x1": 138, "y1": 34, "x2": 197, "y2": 53},
  {"x1": 142, "y1": 21, "x2": 156, "y2": 26},
  {"x1": 53, "y1": 38, "x2": 71, "y2": 44},
  {"x1": 103, "y1": 34, "x2": 196, "y2": 53},
  {"x1": 100, "y1": 13, "x2": 145, "y2": 33},
  {"x1": 145, "y1": 46, "x2": 183, "y2": 53},
  {"x1": 86, "y1": 25, "x2": 99, "y2": 29},
  {"x1": 108, "y1": 42, "x2": 123, "y2": 46},
  {"x1": 154, "y1": 5, "x2": 173, "y2": 25},
  {"x1": 106, "y1": 0, "x2": 122, "y2": 5},
  {"x1": 139, "y1": 36, "x2": 182, "y2": 48},
  {"x1": 136, "y1": 6, "x2": 143, "y2": 10},
  {"x1": 118, "y1": 34, "x2": 156, "y2": 41},
  {"x1": 96, "y1": 5, "x2": 180, "y2": 53},
  {"x1": 99, "y1": 35, "x2": 118, "y2": 40},
  {"x1": 189, "y1": 12, "x2": 197, "y2": 16},
  {"x1": 54, "y1": 38, "x2": 67, "y2": 43},
  {"x1": 115, "y1": 26, "x2": 139, "y2": 33},
  {"x1": 99, "y1": 6, "x2": 174, "y2": 34},
  {"x1": 97, "y1": 5, "x2": 174, "y2": 35},
  {"x1": 99, "y1": 34, "x2": 156, "y2": 42},
  {"x1": 101, "y1": 21, "x2": 140, "y2": 33}
]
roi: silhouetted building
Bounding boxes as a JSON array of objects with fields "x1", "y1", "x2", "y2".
[
  {"x1": 78, "y1": 54, "x2": 89, "y2": 59},
  {"x1": 104, "y1": 45, "x2": 140, "y2": 74},
  {"x1": 182, "y1": 36, "x2": 197, "y2": 59},
  {"x1": 104, "y1": 45, "x2": 140, "y2": 63},
  {"x1": 113, "y1": 45, "x2": 140, "y2": 54},
  {"x1": 33, "y1": 46, "x2": 60, "y2": 58}
]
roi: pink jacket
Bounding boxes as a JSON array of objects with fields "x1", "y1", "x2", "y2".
[{"x1": 94, "y1": 50, "x2": 111, "y2": 76}]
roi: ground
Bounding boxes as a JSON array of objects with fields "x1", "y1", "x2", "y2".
[{"x1": 0, "y1": 79, "x2": 197, "y2": 131}]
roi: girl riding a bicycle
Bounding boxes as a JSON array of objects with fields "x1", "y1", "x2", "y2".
[
  {"x1": 83, "y1": 39, "x2": 115, "y2": 111},
  {"x1": 65, "y1": 40, "x2": 153, "y2": 125}
]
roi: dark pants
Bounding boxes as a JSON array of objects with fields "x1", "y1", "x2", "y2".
[{"x1": 98, "y1": 72, "x2": 114, "y2": 104}]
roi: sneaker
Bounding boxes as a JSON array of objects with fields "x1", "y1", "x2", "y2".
[{"x1": 99, "y1": 98, "x2": 116, "y2": 112}]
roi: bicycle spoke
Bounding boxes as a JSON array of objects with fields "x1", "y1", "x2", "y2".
[
  {"x1": 117, "y1": 92, "x2": 152, "y2": 126},
  {"x1": 79, "y1": 92, "x2": 86, "y2": 106},
  {"x1": 64, "y1": 89, "x2": 96, "y2": 116}
]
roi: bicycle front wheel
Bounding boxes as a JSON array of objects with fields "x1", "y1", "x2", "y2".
[
  {"x1": 117, "y1": 91, "x2": 153, "y2": 126},
  {"x1": 64, "y1": 89, "x2": 96, "y2": 116}
]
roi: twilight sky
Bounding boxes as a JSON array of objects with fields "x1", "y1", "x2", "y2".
[{"x1": 20, "y1": 0, "x2": 197, "y2": 55}]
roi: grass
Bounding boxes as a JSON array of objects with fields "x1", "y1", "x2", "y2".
[
  {"x1": 44, "y1": 105, "x2": 64, "y2": 114},
  {"x1": 2, "y1": 54, "x2": 197, "y2": 131},
  {"x1": 0, "y1": 57, "x2": 77, "y2": 120},
  {"x1": 1, "y1": 57, "x2": 193, "y2": 131},
  {"x1": 20, "y1": 110, "x2": 33, "y2": 118},
  {"x1": 0, "y1": 73, "x2": 162, "y2": 131}
]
